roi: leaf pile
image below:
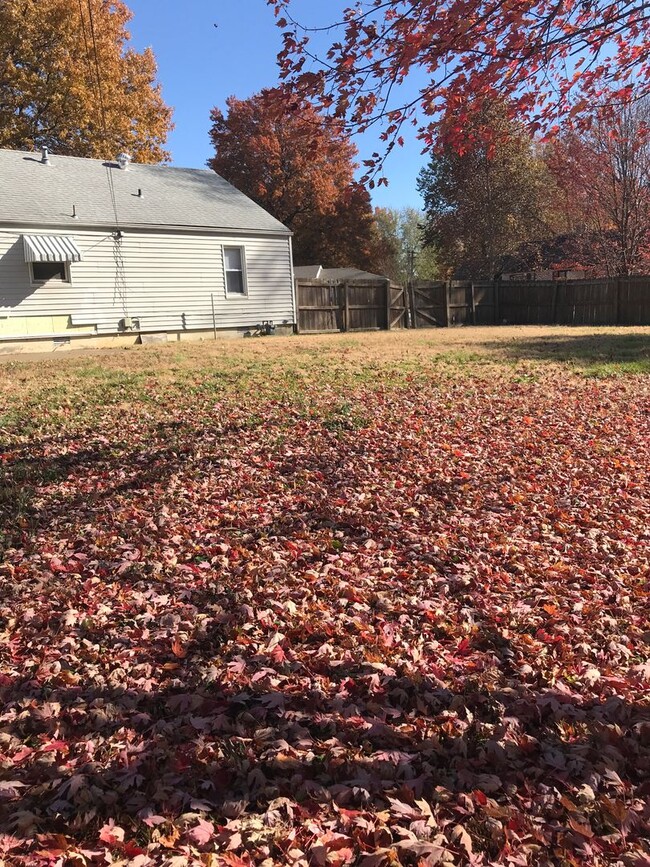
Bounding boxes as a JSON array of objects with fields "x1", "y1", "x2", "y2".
[{"x1": 1, "y1": 362, "x2": 649, "y2": 866}]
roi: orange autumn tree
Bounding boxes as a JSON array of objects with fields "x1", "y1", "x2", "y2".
[
  {"x1": 208, "y1": 87, "x2": 378, "y2": 268},
  {"x1": 0, "y1": 0, "x2": 172, "y2": 162}
]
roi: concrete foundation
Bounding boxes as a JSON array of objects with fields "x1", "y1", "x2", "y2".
[{"x1": 0, "y1": 324, "x2": 295, "y2": 355}]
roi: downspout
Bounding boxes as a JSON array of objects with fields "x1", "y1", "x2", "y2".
[{"x1": 288, "y1": 233, "x2": 297, "y2": 332}]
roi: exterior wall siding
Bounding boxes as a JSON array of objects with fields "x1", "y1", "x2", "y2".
[{"x1": 0, "y1": 227, "x2": 294, "y2": 339}]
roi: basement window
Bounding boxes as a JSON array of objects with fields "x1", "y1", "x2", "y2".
[
  {"x1": 31, "y1": 261, "x2": 70, "y2": 283},
  {"x1": 223, "y1": 246, "x2": 247, "y2": 296}
]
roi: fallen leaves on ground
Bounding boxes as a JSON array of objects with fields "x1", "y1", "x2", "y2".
[{"x1": 0, "y1": 358, "x2": 649, "y2": 866}]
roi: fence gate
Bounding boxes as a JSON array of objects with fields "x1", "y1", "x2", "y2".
[
  {"x1": 389, "y1": 284, "x2": 408, "y2": 329},
  {"x1": 296, "y1": 278, "x2": 406, "y2": 333},
  {"x1": 411, "y1": 281, "x2": 447, "y2": 327}
]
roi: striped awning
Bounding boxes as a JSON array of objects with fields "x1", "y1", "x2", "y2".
[{"x1": 22, "y1": 234, "x2": 82, "y2": 263}]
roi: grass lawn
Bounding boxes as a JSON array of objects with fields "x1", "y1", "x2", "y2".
[{"x1": 0, "y1": 326, "x2": 649, "y2": 866}]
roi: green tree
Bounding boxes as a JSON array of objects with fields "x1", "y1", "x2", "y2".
[
  {"x1": 0, "y1": 0, "x2": 172, "y2": 162},
  {"x1": 373, "y1": 207, "x2": 438, "y2": 284},
  {"x1": 417, "y1": 101, "x2": 553, "y2": 278}
]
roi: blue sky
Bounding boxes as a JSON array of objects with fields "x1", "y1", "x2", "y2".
[{"x1": 126, "y1": 0, "x2": 427, "y2": 210}]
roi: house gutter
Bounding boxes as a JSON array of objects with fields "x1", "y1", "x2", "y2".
[{"x1": 0, "y1": 221, "x2": 292, "y2": 237}]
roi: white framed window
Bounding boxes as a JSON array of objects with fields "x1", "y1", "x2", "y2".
[
  {"x1": 223, "y1": 246, "x2": 247, "y2": 296},
  {"x1": 30, "y1": 261, "x2": 71, "y2": 284}
]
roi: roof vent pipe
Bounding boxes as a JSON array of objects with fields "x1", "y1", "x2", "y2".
[
  {"x1": 41, "y1": 146, "x2": 50, "y2": 165},
  {"x1": 117, "y1": 152, "x2": 131, "y2": 170}
]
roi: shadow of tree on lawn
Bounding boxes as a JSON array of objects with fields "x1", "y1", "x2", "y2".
[
  {"x1": 1, "y1": 381, "x2": 649, "y2": 863},
  {"x1": 1, "y1": 658, "x2": 648, "y2": 861},
  {"x1": 482, "y1": 331, "x2": 650, "y2": 371}
]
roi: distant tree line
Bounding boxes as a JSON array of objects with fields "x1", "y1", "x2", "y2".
[
  {"x1": 209, "y1": 87, "x2": 650, "y2": 281},
  {"x1": 416, "y1": 98, "x2": 650, "y2": 279}
]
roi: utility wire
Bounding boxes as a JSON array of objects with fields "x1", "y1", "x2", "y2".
[
  {"x1": 84, "y1": 0, "x2": 129, "y2": 316},
  {"x1": 86, "y1": 0, "x2": 121, "y2": 230}
]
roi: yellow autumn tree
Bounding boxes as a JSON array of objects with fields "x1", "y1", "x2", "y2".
[{"x1": 0, "y1": 0, "x2": 172, "y2": 162}]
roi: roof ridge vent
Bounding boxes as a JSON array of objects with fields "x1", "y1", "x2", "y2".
[
  {"x1": 40, "y1": 146, "x2": 50, "y2": 165},
  {"x1": 117, "y1": 152, "x2": 131, "y2": 170}
]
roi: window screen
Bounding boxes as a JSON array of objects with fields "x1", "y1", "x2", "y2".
[{"x1": 224, "y1": 246, "x2": 245, "y2": 295}]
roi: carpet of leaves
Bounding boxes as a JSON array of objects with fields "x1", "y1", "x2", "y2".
[{"x1": 1, "y1": 356, "x2": 649, "y2": 866}]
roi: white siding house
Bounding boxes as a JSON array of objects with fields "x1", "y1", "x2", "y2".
[{"x1": 0, "y1": 148, "x2": 295, "y2": 349}]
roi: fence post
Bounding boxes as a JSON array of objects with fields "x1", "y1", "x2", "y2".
[
  {"x1": 494, "y1": 279, "x2": 500, "y2": 325},
  {"x1": 445, "y1": 281, "x2": 451, "y2": 327},
  {"x1": 294, "y1": 280, "x2": 301, "y2": 334},
  {"x1": 409, "y1": 280, "x2": 417, "y2": 328},
  {"x1": 470, "y1": 282, "x2": 477, "y2": 325},
  {"x1": 342, "y1": 281, "x2": 349, "y2": 332},
  {"x1": 615, "y1": 277, "x2": 622, "y2": 324},
  {"x1": 385, "y1": 279, "x2": 391, "y2": 330},
  {"x1": 552, "y1": 280, "x2": 560, "y2": 324}
]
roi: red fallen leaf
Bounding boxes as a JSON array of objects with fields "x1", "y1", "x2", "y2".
[
  {"x1": 124, "y1": 840, "x2": 147, "y2": 857},
  {"x1": 394, "y1": 839, "x2": 448, "y2": 862},
  {"x1": 387, "y1": 797, "x2": 424, "y2": 820},
  {"x1": 137, "y1": 809, "x2": 167, "y2": 828},
  {"x1": 98, "y1": 821, "x2": 125, "y2": 847},
  {"x1": 188, "y1": 819, "x2": 214, "y2": 846},
  {"x1": 358, "y1": 852, "x2": 394, "y2": 867},
  {"x1": 270, "y1": 643, "x2": 286, "y2": 663},
  {"x1": 40, "y1": 740, "x2": 68, "y2": 753},
  {"x1": 473, "y1": 790, "x2": 488, "y2": 806},
  {"x1": 568, "y1": 817, "x2": 594, "y2": 838},
  {"x1": 560, "y1": 794, "x2": 579, "y2": 813},
  {"x1": 0, "y1": 836, "x2": 22, "y2": 854},
  {"x1": 171, "y1": 636, "x2": 188, "y2": 658},
  {"x1": 10, "y1": 747, "x2": 34, "y2": 764}
]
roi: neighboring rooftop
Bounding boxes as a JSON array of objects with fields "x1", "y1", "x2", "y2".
[
  {"x1": 294, "y1": 265, "x2": 388, "y2": 282},
  {"x1": 0, "y1": 148, "x2": 290, "y2": 235},
  {"x1": 293, "y1": 264, "x2": 323, "y2": 280}
]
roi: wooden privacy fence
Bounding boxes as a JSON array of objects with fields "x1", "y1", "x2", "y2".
[
  {"x1": 411, "y1": 276, "x2": 650, "y2": 327},
  {"x1": 296, "y1": 278, "x2": 407, "y2": 333},
  {"x1": 295, "y1": 275, "x2": 650, "y2": 332}
]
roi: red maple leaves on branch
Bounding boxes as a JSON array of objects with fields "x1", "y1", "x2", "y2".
[{"x1": 267, "y1": 0, "x2": 650, "y2": 177}]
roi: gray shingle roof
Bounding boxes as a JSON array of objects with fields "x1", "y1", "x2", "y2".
[
  {"x1": 320, "y1": 268, "x2": 388, "y2": 281},
  {"x1": 293, "y1": 265, "x2": 323, "y2": 279},
  {"x1": 295, "y1": 266, "x2": 388, "y2": 282},
  {"x1": 0, "y1": 149, "x2": 290, "y2": 235}
]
